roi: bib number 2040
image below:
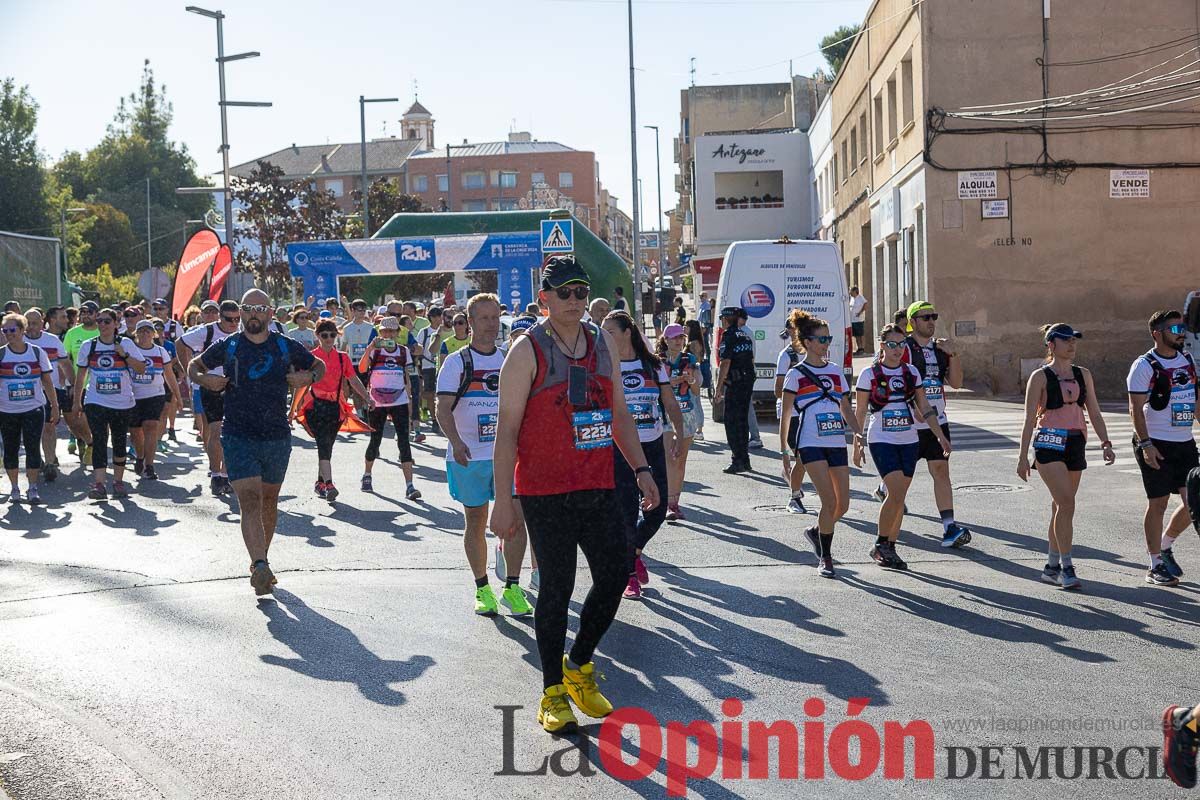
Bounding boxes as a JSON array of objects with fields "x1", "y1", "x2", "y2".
[{"x1": 573, "y1": 410, "x2": 613, "y2": 451}]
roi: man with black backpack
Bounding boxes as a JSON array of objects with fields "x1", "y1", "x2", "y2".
[
  {"x1": 177, "y1": 299, "x2": 242, "y2": 497},
  {"x1": 1128, "y1": 309, "x2": 1198, "y2": 587}
]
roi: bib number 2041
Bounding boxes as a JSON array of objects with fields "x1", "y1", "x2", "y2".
[{"x1": 573, "y1": 410, "x2": 613, "y2": 451}]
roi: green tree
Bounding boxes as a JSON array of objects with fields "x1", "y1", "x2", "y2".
[
  {"x1": 75, "y1": 263, "x2": 139, "y2": 307},
  {"x1": 0, "y1": 78, "x2": 51, "y2": 235},
  {"x1": 80, "y1": 202, "x2": 141, "y2": 276},
  {"x1": 820, "y1": 24, "x2": 861, "y2": 77}
]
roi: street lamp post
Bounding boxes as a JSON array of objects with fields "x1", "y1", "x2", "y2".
[
  {"x1": 644, "y1": 124, "x2": 666, "y2": 279},
  {"x1": 60, "y1": 205, "x2": 86, "y2": 292},
  {"x1": 185, "y1": 6, "x2": 270, "y2": 265},
  {"x1": 627, "y1": 0, "x2": 642, "y2": 289},
  {"x1": 359, "y1": 95, "x2": 399, "y2": 237}
]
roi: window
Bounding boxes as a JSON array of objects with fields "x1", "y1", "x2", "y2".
[
  {"x1": 850, "y1": 129, "x2": 858, "y2": 172},
  {"x1": 874, "y1": 93, "x2": 885, "y2": 155},
  {"x1": 532, "y1": 171, "x2": 545, "y2": 186},
  {"x1": 832, "y1": 154, "x2": 838, "y2": 191},
  {"x1": 462, "y1": 200, "x2": 487, "y2": 212},
  {"x1": 558, "y1": 172, "x2": 574, "y2": 188},
  {"x1": 714, "y1": 170, "x2": 784, "y2": 209},
  {"x1": 495, "y1": 198, "x2": 519, "y2": 211},
  {"x1": 840, "y1": 141, "x2": 849, "y2": 183},
  {"x1": 412, "y1": 174, "x2": 429, "y2": 193},
  {"x1": 463, "y1": 171, "x2": 486, "y2": 189},
  {"x1": 902, "y1": 55, "x2": 915, "y2": 128},
  {"x1": 437, "y1": 174, "x2": 448, "y2": 192},
  {"x1": 887, "y1": 74, "x2": 899, "y2": 143},
  {"x1": 324, "y1": 179, "x2": 343, "y2": 198},
  {"x1": 859, "y1": 113, "x2": 869, "y2": 163},
  {"x1": 499, "y1": 171, "x2": 518, "y2": 189}
]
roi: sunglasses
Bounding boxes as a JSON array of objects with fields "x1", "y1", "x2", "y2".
[
  {"x1": 453, "y1": 320, "x2": 467, "y2": 326},
  {"x1": 97, "y1": 318, "x2": 116, "y2": 325},
  {"x1": 1161, "y1": 323, "x2": 1187, "y2": 335},
  {"x1": 318, "y1": 332, "x2": 338, "y2": 339},
  {"x1": 1, "y1": 327, "x2": 20, "y2": 334},
  {"x1": 221, "y1": 315, "x2": 240, "y2": 324},
  {"x1": 882, "y1": 340, "x2": 905, "y2": 349},
  {"x1": 805, "y1": 335, "x2": 834, "y2": 344},
  {"x1": 124, "y1": 310, "x2": 140, "y2": 318},
  {"x1": 241, "y1": 304, "x2": 272, "y2": 314},
  {"x1": 553, "y1": 286, "x2": 590, "y2": 301},
  {"x1": 351, "y1": 305, "x2": 367, "y2": 311},
  {"x1": 152, "y1": 304, "x2": 166, "y2": 310},
  {"x1": 913, "y1": 313, "x2": 939, "y2": 322}
]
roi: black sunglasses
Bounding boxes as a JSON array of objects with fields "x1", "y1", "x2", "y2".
[
  {"x1": 124, "y1": 310, "x2": 140, "y2": 318},
  {"x1": 318, "y1": 332, "x2": 338, "y2": 339},
  {"x1": 453, "y1": 319, "x2": 467, "y2": 326},
  {"x1": 913, "y1": 313, "x2": 939, "y2": 322},
  {"x1": 805, "y1": 335, "x2": 834, "y2": 344},
  {"x1": 221, "y1": 315, "x2": 240, "y2": 324},
  {"x1": 97, "y1": 317, "x2": 116, "y2": 324},
  {"x1": 553, "y1": 286, "x2": 590, "y2": 301}
]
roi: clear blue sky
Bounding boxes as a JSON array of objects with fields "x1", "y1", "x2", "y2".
[{"x1": 5, "y1": 0, "x2": 869, "y2": 228}]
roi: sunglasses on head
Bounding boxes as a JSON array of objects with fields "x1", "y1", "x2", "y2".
[
  {"x1": 805, "y1": 335, "x2": 834, "y2": 344},
  {"x1": 553, "y1": 286, "x2": 590, "y2": 301},
  {"x1": 882, "y1": 340, "x2": 905, "y2": 349},
  {"x1": 913, "y1": 313, "x2": 939, "y2": 322}
]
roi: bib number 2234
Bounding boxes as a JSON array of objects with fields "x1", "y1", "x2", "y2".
[{"x1": 573, "y1": 410, "x2": 613, "y2": 451}]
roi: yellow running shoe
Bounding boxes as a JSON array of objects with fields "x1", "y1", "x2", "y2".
[
  {"x1": 474, "y1": 585, "x2": 499, "y2": 616},
  {"x1": 501, "y1": 584, "x2": 533, "y2": 617},
  {"x1": 538, "y1": 684, "x2": 578, "y2": 734},
  {"x1": 562, "y1": 656, "x2": 613, "y2": 718}
]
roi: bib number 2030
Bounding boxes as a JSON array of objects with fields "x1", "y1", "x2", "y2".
[{"x1": 573, "y1": 410, "x2": 613, "y2": 451}]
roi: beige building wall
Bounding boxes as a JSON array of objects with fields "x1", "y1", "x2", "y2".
[{"x1": 923, "y1": 0, "x2": 1200, "y2": 394}]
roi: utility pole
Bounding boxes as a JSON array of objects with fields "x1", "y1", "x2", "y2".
[
  {"x1": 627, "y1": 0, "x2": 641, "y2": 289},
  {"x1": 146, "y1": 177, "x2": 153, "y2": 271},
  {"x1": 445, "y1": 143, "x2": 452, "y2": 212},
  {"x1": 645, "y1": 124, "x2": 666, "y2": 277},
  {"x1": 359, "y1": 95, "x2": 399, "y2": 237}
]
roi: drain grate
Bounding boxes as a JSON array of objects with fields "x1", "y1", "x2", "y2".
[
  {"x1": 753, "y1": 505, "x2": 792, "y2": 514},
  {"x1": 955, "y1": 483, "x2": 1030, "y2": 494}
]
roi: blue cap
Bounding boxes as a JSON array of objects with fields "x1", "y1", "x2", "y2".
[
  {"x1": 319, "y1": 310, "x2": 333, "y2": 319},
  {"x1": 1044, "y1": 323, "x2": 1083, "y2": 343},
  {"x1": 510, "y1": 315, "x2": 537, "y2": 334}
]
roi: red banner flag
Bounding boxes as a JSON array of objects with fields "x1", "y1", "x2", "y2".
[
  {"x1": 208, "y1": 244, "x2": 233, "y2": 303},
  {"x1": 172, "y1": 228, "x2": 221, "y2": 319}
]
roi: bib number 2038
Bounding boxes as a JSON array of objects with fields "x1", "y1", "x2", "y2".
[
  {"x1": 1033, "y1": 427, "x2": 1068, "y2": 452},
  {"x1": 573, "y1": 410, "x2": 613, "y2": 451}
]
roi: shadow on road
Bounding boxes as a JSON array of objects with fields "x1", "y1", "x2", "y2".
[
  {"x1": 2, "y1": 504, "x2": 73, "y2": 538},
  {"x1": 258, "y1": 589, "x2": 434, "y2": 705}
]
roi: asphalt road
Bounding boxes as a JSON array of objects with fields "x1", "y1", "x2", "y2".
[{"x1": 1, "y1": 399, "x2": 1197, "y2": 799}]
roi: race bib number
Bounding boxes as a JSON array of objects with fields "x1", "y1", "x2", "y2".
[
  {"x1": 1171, "y1": 402, "x2": 1194, "y2": 427},
  {"x1": 573, "y1": 410, "x2": 613, "y2": 451},
  {"x1": 678, "y1": 393, "x2": 694, "y2": 414},
  {"x1": 923, "y1": 378, "x2": 944, "y2": 401},
  {"x1": 132, "y1": 370, "x2": 157, "y2": 384},
  {"x1": 881, "y1": 408, "x2": 912, "y2": 432},
  {"x1": 351, "y1": 343, "x2": 368, "y2": 360},
  {"x1": 477, "y1": 413, "x2": 497, "y2": 443},
  {"x1": 96, "y1": 374, "x2": 121, "y2": 395},
  {"x1": 7, "y1": 381, "x2": 34, "y2": 402},
  {"x1": 371, "y1": 386, "x2": 401, "y2": 404},
  {"x1": 1033, "y1": 427, "x2": 1068, "y2": 452},
  {"x1": 815, "y1": 412, "x2": 845, "y2": 437},
  {"x1": 628, "y1": 402, "x2": 657, "y2": 430}
]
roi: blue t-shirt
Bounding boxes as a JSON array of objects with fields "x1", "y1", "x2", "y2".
[
  {"x1": 199, "y1": 332, "x2": 316, "y2": 441},
  {"x1": 162, "y1": 340, "x2": 177, "y2": 361}
]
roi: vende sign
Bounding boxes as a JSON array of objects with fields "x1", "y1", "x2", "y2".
[
  {"x1": 1110, "y1": 169, "x2": 1150, "y2": 198},
  {"x1": 957, "y1": 170, "x2": 998, "y2": 199}
]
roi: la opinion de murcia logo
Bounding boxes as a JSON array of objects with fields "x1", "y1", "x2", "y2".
[{"x1": 711, "y1": 142, "x2": 767, "y2": 164}]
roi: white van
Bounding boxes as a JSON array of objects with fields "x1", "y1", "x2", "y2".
[{"x1": 714, "y1": 238, "x2": 851, "y2": 401}]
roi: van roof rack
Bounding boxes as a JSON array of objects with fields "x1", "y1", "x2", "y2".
[{"x1": 774, "y1": 235, "x2": 794, "y2": 244}]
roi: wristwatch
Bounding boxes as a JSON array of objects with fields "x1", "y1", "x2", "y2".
[{"x1": 635, "y1": 465, "x2": 653, "y2": 476}]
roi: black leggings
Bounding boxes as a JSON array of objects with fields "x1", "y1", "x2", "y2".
[
  {"x1": 614, "y1": 435, "x2": 669, "y2": 570},
  {"x1": 366, "y1": 404, "x2": 412, "y2": 463},
  {"x1": 723, "y1": 381, "x2": 753, "y2": 464},
  {"x1": 85, "y1": 403, "x2": 129, "y2": 470},
  {"x1": 0, "y1": 409, "x2": 44, "y2": 471},
  {"x1": 309, "y1": 398, "x2": 341, "y2": 461},
  {"x1": 520, "y1": 489, "x2": 628, "y2": 689}
]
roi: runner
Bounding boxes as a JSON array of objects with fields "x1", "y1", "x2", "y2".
[
  {"x1": 302, "y1": 319, "x2": 372, "y2": 501},
  {"x1": 416, "y1": 306, "x2": 445, "y2": 434},
  {"x1": 503, "y1": 314, "x2": 539, "y2": 591},
  {"x1": 686, "y1": 319, "x2": 709, "y2": 434},
  {"x1": 396, "y1": 315, "x2": 426, "y2": 443},
  {"x1": 1015, "y1": 324, "x2": 1114, "y2": 590},
  {"x1": 287, "y1": 308, "x2": 317, "y2": 350},
  {"x1": 23, "y1": 309, "x2": 70, "y2": 483},
  {"x1": 775, "y1": 318, "x2": 808, "y2": 513},
  {"x1": 150, "y1": 298, "x2": 182, "y2": 342},
  {"x1": 658, "y1": 323, "x2": 703, "y2": 521},
  {"x1": 1128, "y1": 309, "x2": 1198, "y2": 587},
  {"x1": 178, "y1": 299, "x2": 241, "y2": 496},
  {"x1": 188, "y1": 289, "x2": 322, "y2": 596},
  {"x1": 340, "y1": 299, "x2": 377, "y2": 418},
  {"x1": 852, "y1": 323, "x2": 950, "y2": 570},
  {"x1": 151, "y1": 318, "x2": 182, "y2": 445},
  {"x1": 0, "y1": 313, "x2": 57, "y2": 503},
  {"x1": 903, "y1": 301, "x2": 973, "y2": 548},
  {"x1": 600, "y1": 310, "x2": 682, "y2": 600},
  {"x1": 439, "y1": 313, "x2": 471, "y2": 367},
  {"x1": 1162, "y1": 702, "x2": 1199, "y2": 789},
  {"x1": 74, "y1": 307, "x2": 146, "y2": 500},
  {"x1": 714, "y1": 306, "x2": 755, "y2": 474},
  {"x1": 490, "y1": 254, "x2": 658, "y2": 734},
  {"x1": 128, "y1": 320, "x2": 180, "y2": 480},
  {"x1": 62, "y1": 300, "x2": 100, "y2": 462},
  {"x1": 436, "y1": 294, "x2": 532, "y2": 616},
  {"x1": 359, "y1": 316, "x2": 421, "y2": 500},
  {"x1": 780, "y1": 310, "x2": 862, "y2": 578}
]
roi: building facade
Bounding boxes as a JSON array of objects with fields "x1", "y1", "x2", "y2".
[{"x1": 820, "y1": 0, "x2": 1200, "y2": 392}]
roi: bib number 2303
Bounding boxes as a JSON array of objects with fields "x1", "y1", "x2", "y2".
[{"x1": 573, "y1": 410, "x2": 613, "y2": 451}]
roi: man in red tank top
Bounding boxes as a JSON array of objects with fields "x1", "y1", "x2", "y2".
[{"x1": 490, "y1": 254, "x2": 659, "y2": 735}]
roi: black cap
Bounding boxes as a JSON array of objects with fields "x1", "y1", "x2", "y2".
[
  {"x1": 719, "y1": 306, "x2": 744, "y2": 319},
  {"x1": 80, "y1": 300, "x2": 100, "y2": 312},
  {"x1": 541, "y1": 254, "x2": 591, "y2": 290},
  {"x1": 1044, "y1": 323, "x2": 1083, "y2": 343}
]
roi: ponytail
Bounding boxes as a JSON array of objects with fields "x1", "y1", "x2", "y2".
[
  {"x1": 788, "y1": 308, "x2": 828, "y2": 351},
  {"x1": 603, "y1": 310, "x2": 661, "y2": 372}
]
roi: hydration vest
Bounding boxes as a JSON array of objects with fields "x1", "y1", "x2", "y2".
[
  {"x1": 867, "y1": 363, "x2": 918, "y2": 412},
  {"x1": 1042, "y1": 365, "x2": 1086, "y2": 410}
]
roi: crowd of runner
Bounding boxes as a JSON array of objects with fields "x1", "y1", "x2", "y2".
[{"x1": 4, "y1": 260, "x2": 1200, "y2": 772}]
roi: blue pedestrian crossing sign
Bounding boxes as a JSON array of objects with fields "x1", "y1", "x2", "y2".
[{"x1": 540, "y1": 219, "x2": 574, "y2": 253}]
